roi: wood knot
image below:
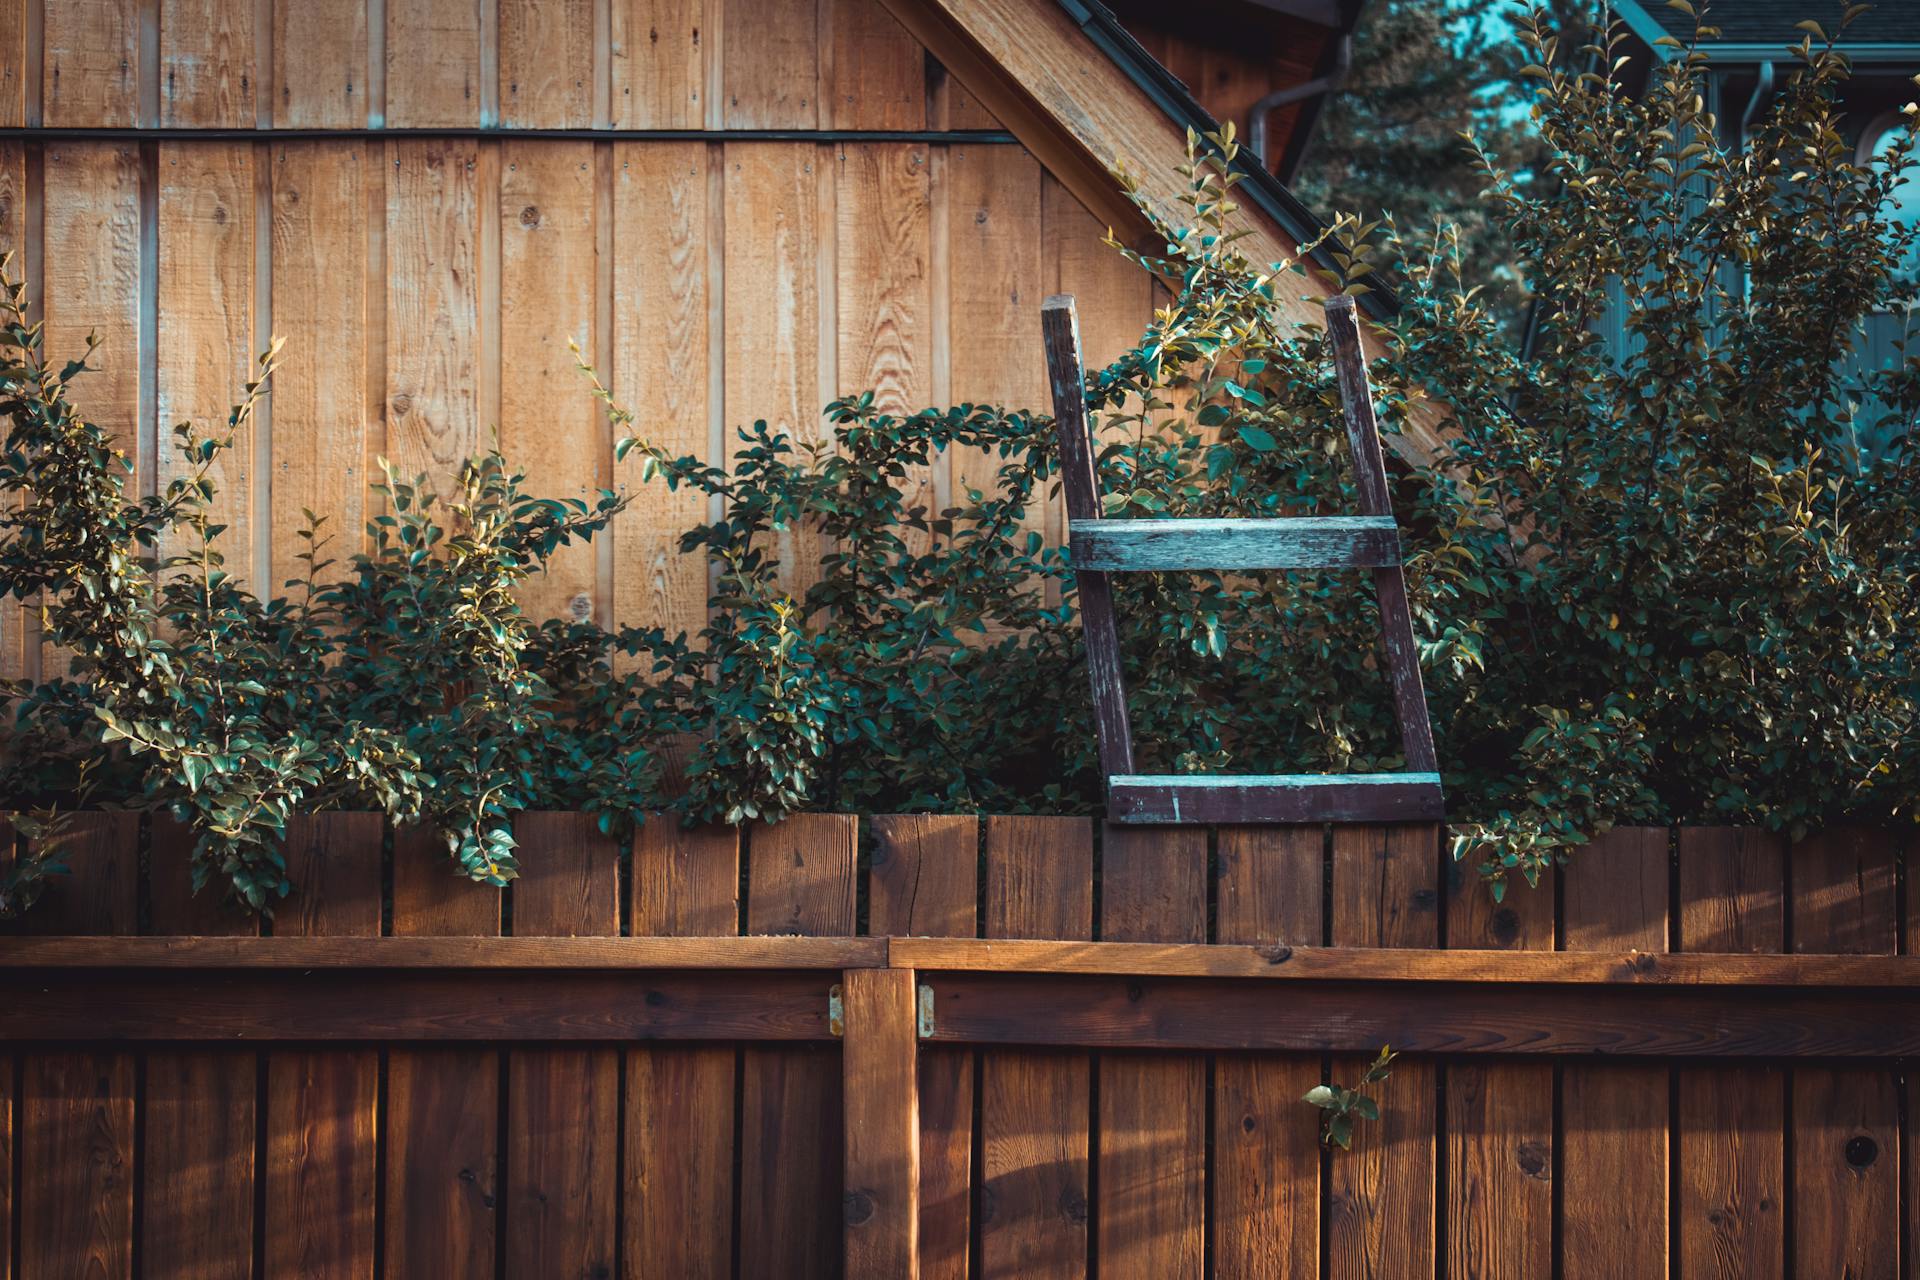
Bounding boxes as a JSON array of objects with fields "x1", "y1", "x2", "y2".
[
  {"x1": 390, "y1": 393, "x2": 412, "y2": 417},
  {"x1": 1515, "y1": 1140, "x2": 1550, "y2": 1180},
  {"x1": 520, "y1": 205, "x2": 541, "y2": 228},
  {"x1": 1058, "y1": 1186, "x2": 1088, "y2": 1225},
  {"x1": 842, "y1": 1189, "x2": 876, "y2": 1227},
  {"x1": 1845, "y1": 1135, "x2": 1879, "y2": 1169},
  {"x1": 644, "y1": 989, "x2": 667, "y2": 1007},
  {"x1": 1255, "y1": 943, "x2": 1294, "y2": 965},
  {"x1": 568, "y1": 593, "x2": 593, "y2": 621}
]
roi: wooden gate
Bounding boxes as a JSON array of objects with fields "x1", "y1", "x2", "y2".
[{"x1": 1, "y1": 812, "x2": 1914, "y2": 1277}]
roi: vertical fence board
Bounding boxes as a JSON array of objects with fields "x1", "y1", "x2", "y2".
[
  {"x1": 157, "y1": 141, "x2": 258, "y2": 583},
  {"x1": 739, "y1": 813, "x2": 858, "y2": 1278},
  {"x1": 1446, "y1": 856, "x2": 1552, "y2": 1279},
  {"x1": 843, "y1": 966, "x2": 922, "y2": 1278},
  {"x1": 1212, "y1": 826, "x2": 1322, "y2": 1279},
  {"x1": 45, "y1": 0, "x2": 140, "y2": 126},
  {"x1": 386, "y1": 820, "x2": 502, "y2": 1280},
  {"x1": 161, "y1": 0, "x2": 256, "y2": 126},
  {"x1": 610, "y1": 139, "x2": 710, "y2": 649},
  {"x1": 386, "y1": 0, "x2": 484, "y2": 126},
  {"x1": 1328, "y1": 823, "x2": 1439, "y2": 1279},
  {"x1": 387, "y1": 138, "x2": 481, "y2": 491},
  {"x1": 0, "y1": 1035, "x2": 10, "y2": 1280},
  {"x1": 0, "y1": 2, "x2": 22, "y2": 126},
  {"x1": 1789, "y1": 828, "x2": 1899, "y2": 1278},
  {"x1": 145, "y1": 818, "x2": 258, "y2": 1280},
  {"x1": 274, "y1": 0, "x2": 368, "y2": 127},
  {"x1": 870, "y1": 814, "x2": 978, "y2": 1280},
  {"x1": 1097, "y1": 825, "x2": 1205, "y2": 1279},
  {"x1": 627, "y1": 821, "x2": 740, "y2": 1279},
  {"x1": 978, "y1": 815, "x2": 1093, "y2": 1279},
  {"x1": 499, "y1": 0, "x2": 594, "y2": 127},
  {"x1": 500, "y1": 138, "x2": 600, "y2": 624},
  {"x1": 265, "y1": 814, "x2": 382, "y2": 1279},
  {"x1": 609, "y1": 0, "x2": 703, "y2": 127},
  {"x1": 1559, "y1": 827, "x2": 1668, "y2": 1280},
  {"x1": 43, "y1": 142, "x2": 142, "y2": 455},
  {"x1": 722, "y1": 0, "x2": 817, "y2": 127},
  {"x1": 0, "y1": 140, "x2": 19, "y2": 683},
  {"x1": 506, "y1": 812, "x2": 620, "y2": 1279},
  {"x1": 269, "y1": 141, "x2": 368, "y2": 589},
  {"x1": 826, "y1": 0, "x2": 924, "y2": 129},
  {"x1": 724, "y1": 141, "x2": 823, "y2": 597},
  {"x1": 1677, "y1": 827, "x2": 1785, "y2": 1280}
]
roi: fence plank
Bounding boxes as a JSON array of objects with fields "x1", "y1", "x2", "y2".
[
  {"x1": 387, "y1": 138, "x2": 481, "y2": 491},
  {"x1": 506, "y1": 812, "x2": 620, "y2": 1279},
  {"x1": 45, "y1": 0, "x2": 139, "y2": 126},
  {"x1": 274, "y1": 0, "x2": 368, "y2": 127},
  {"x1": 386, "y1": 0, "x2": 484, "y2": 127},
  {"x1": 1328, "y1": 823, "x2": 1438, "y2": 1279},
  {"x1": 1559, "y1": 827, "x2": 1668, "y2": 1280},
  {"x1": 1789, "y1": 828, "x2": 1899, "y2": 1278},
  {"x1": 500, "y1": 0, "x2": 594, "y2": 127},
  {"x1": 0, "y1": 6, "x2": 21, "y2": 126},
  {"x1": 1677, "y1": 827, "x2": 1785, "y2": 1280},
  {"x1": 145, "y1": 818, "x2": 258, "y2": 1280},
  {"x1": 979, "y1": 815, "x2": 1093, "y2": 1279},
  {"x1": 43, "y1": 142, "x2": 142, "y2": 456},
  {"x1": 161, "y1": 0, "x2": 255, "y2": 126},
  {"x1": 270, "y1": 141, "x2": 369, "y2": 590},
  {"x1": 18, "y1": 814, "x2": 138, "y2": 1280},
  {"x1": 611, "y1": 140, "x2": 710, "y2": 650},
  {"x1": 871, "y1": 815, "x2": 977, "y2": 1280},
  {"x1": 1212, "y1": 826, "x2": 1321, "y2": 1280},
  {"x1": 1, "y1": 1039, "x2": 10, "y2": 1280},
  {"x1": 265, "y1": 813, "x2": 382, "y2": 1280},
  {"x1": 739, "y1": 813, "x2": 858, "y2": 1278},
  {"x1": 500, "y1": 139, "x2": 600, "y2": 624},
  {"x1": 827, "y1": 0, "x2": 924, "y2": 129},
  {"x1": 1446, "y1": 857, "x2": 1552, "y2": 1280},
  {"x1": 844, "y1": 966, "x2": 922, "y2": 1278},
  {"x1": 386, "y1": 820, "x2": 501, "y2": 1280},
  {"x1": 1098, "y1": 825, "x2": 1205, "y2": 1279},
  {"x1": 609, "y1": 0, "x2": 703, "y2": 127},
  {"x1": 722, "y1": 0, "x2": 818, "y2": 127}
]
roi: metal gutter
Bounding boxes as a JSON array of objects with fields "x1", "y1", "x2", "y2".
[{"x1": 1612, "y1": 0, "x2": 1920, "y2": 64}]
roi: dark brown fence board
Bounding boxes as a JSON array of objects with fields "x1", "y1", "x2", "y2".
[
  {"x1": 740, "y1": 814, "x2": 858, "y2": 1279},
  {"x1": 844, "y1": 966, "x2": 922, "y2": 1278},
  {"x1": 1446, "y1": 853, "x2": 1552, "y2": 1279},
  {"x1": 18, "y1": 813, "x2": 137, "y2": 1280},
  {"x1": 1677, "y1": 827, "x2": 1785, "y2": 1279},
  {"x1": 266, "y1": 813, "x2": 382, "y2": 1280},
  {"x1": 144, "y1": 817, "x2": 258, "y2": 1280},
  {"x1": 0, "y1": 1046, "x2": 9, "y2": 1280},
  {"x1": 870, "y1": 814, "x2": 979, "y2": 1280},
  {"x1": 1559, "y1": 827, "x2": 1668, "y2": 1280},
  {"x1": 979, "y1": 815, "x2": 1093, "y2": 1279},
  {"x1": 386, "y1": 819, "x2": 502, "y2": 1280},
  {"x1": 627, "y1": 821, "x2": 740, "y2": 1279},
  {"x1": 1789, "y1": 828, "x2": 1900, "y2": 1278},
  {"x1": 1328, "y1": 823, "x2": 1438, "y2": 1278},
  {"x1": 1097, "y1": 825, "x2": 1206, "y2": 1278},
  {"x1": 1212, "y1": 825, "x2": 1322, "y2": 1279},
  {"x1": 506, "y1": 813, "x2": 620, "y2": 1280}
]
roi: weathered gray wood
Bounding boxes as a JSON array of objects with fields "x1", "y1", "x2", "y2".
[
  {"x1": 1069, "y1": 516, "x2": 1401, "y2": 571},
  {"x1": 1323, "y1": 294, "x2": 1441, "y2": 774},
  {"x1": 1043, "y1": 293, "x2": 1135, "y2": 778},
  {"x1": 1108, "y1": 774, "x2": 1444, "y2": 824}
]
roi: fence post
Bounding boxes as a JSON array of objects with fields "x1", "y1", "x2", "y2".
[{"x1": 843, "y1": 966, "x2": 921, "y2": 1279}]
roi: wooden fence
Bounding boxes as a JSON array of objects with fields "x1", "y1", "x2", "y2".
[{"x1": 0, "y1": 812, "x2": 1914, "y2": 1277}]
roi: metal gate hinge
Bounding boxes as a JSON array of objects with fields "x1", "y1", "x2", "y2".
[
  {"x1": 918, "y1": 984, "x2": 935, "y2": 1038},
  {"x1": 828, "y1": 983, "x2": 844, "y2": 1037}
]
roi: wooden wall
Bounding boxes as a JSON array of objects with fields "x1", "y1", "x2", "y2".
[{"x1": 0, "y1": 0, "x2": 1159, "y2": 680}]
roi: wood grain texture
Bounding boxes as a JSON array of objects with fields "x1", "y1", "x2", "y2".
[
  {"x1": 739, "y1": 813, "x2": 858, "y2": 1277},
  {"x1": 148, "y1": 815, "x2": 255, "y2": 936},
  {"x1": 723, "y1": 0, "x2": 817, "y2": 126},
  {"x1": 0, "y1": 140, "x2": 19, "y2": 683},
  {"x1": 506, "y1": 813, "x2": 619, "y2": 1280},
  {"x1": 1789, "y1": 827, "x2": 1899, "y2": 1279},
  {"x1": 1098, "y1": 826, "x2": 1204, "y2": 1280},
  {"x1": 627, "y1": 822, "x2": 738, "y2": 1279},
  {"x1": 158, "y1": 142, "x2": 257, "y2": 584},
  {"x1": 1329, "y1": 823, "x2": 1438, "y2": 1279},
  {"x1": 0, "y1": 1, "x2": 23, "y2": 126},
  {"x1": 1677, "y1": 825, "x2": 1784, "y2": 1280},
  {"x1": 724, "y1": 141, "x2": 824, "y2": 596},
  {"x1": 1215, "y1": 826, "x2": 1323, "y2": 948},
  {"x1": 0, "y1": 1047, "x2": 10, "y2": 1280},
  {"x1": 500, "y1": 0, "x2": 595, "y2": 126},
  {"x1": 843, "y1": 966, "x2": 922, "y2": 1278},
  {"x1": 43, "y1": 144, "x2": 142, "y2": 457},
  {"x1": 1071, "y1": 516, "x2": 1403, "y2": 572},
  {"x1": 828, "y1": 0, "x2": 924, "y2": 129},
  {"x1": 161, "y1": 0, "x2": 256, "y2": 126},
  {"x1": 979, "y1": 816, "x2": 1092, "y2": 1278},
  {"x1": 1560, "y1": 827, "x2": 1668, "y2": 1280},
  {"x1": 271, "y1": 141, "x2": 369, "y2": 591},
  {"x1": 12, "y1": 812, "x2": 139, "y2": 936},
  {"x1": 611, "y1": 140, "x2": 710, "y2": 649},
  {"x1": 275, "y1": 0, "x2": 369, "y2": 126},
  {"x1": 610, "y1": 0, "x2": 704, "y2": 127},
  {"x1": 45, "y1": 0, "x2": 139, "y2": 125},
  {"x1": 1043, "y1": 174, "x2": 1149, "y2": 376},
  {"x1": 387, "y1": 816, "x2": 500, "y2": 1280},
  {"x1": 266, "y1": 813, "x2": 381, "y2": 1280},
  {"x1": 387, "y1": 0, "x2": 484, "y2": 126},
  {"x1": 387, "y1": 139, "x2": 480, "y2": 490},
  {"x1": 500, "y1": 139, "x2": 600, "y2": 624}
]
